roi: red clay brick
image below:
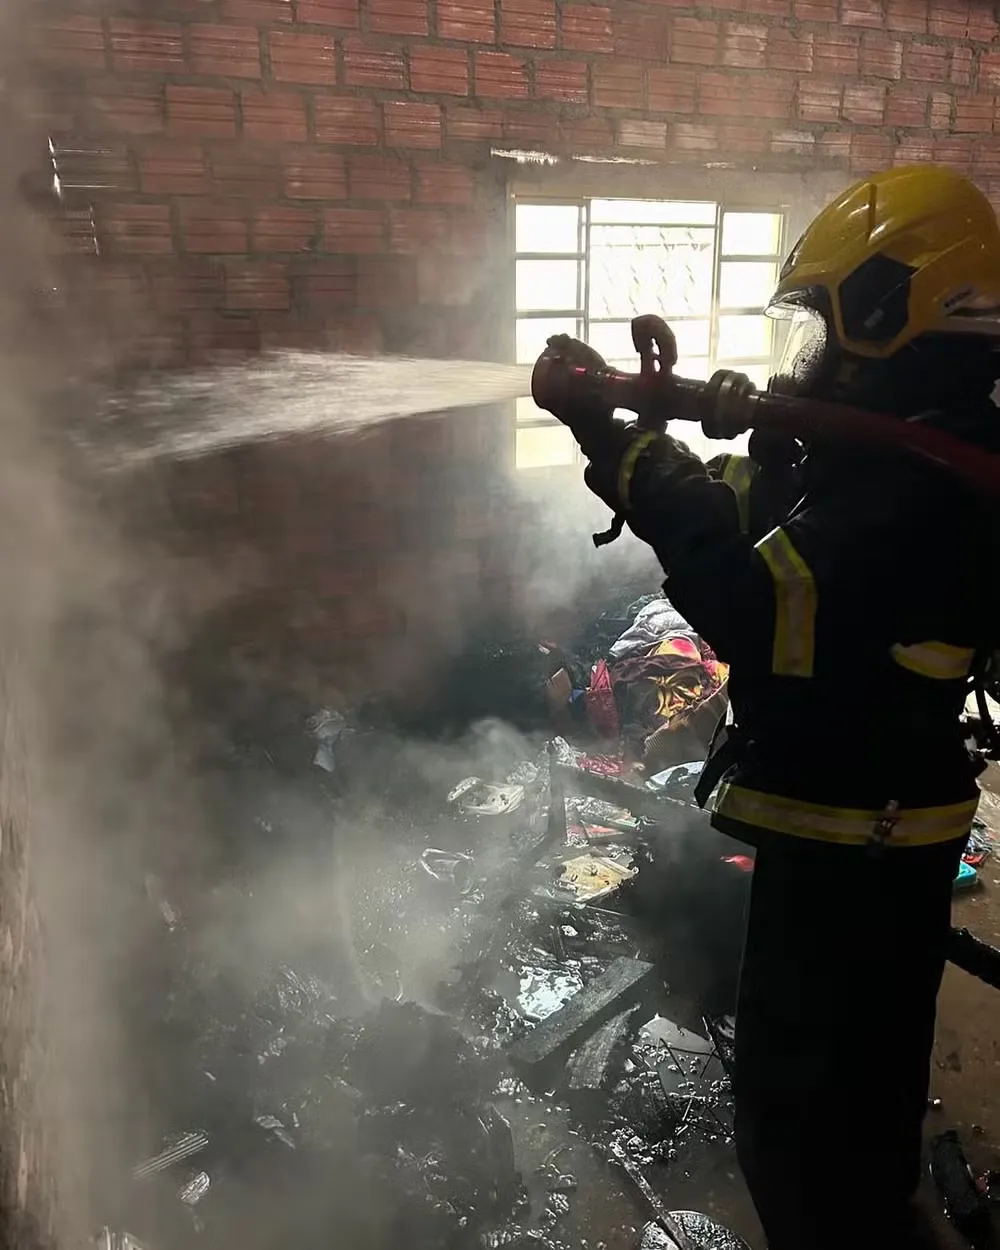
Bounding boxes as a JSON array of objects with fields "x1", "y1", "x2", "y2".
[
  {"x1": 295, "y1": 0, "x2": 358, "y2": 23},
  {"x1": 885, "y1": 88, "x2": 927, "y2": 127},
  {"x1": 500, "y1": 0, "x2": 557, "y2": 48},
  {"x1": 140, "y1": 143, "x2": 207, "y2": 195},
  {"x1": 722, "y1": 24, "x2": 766, "y2": 70},
  {"x1": 954, "y1": 95, "x2": 996, "y2": 133},
  {"x1": 816, "y1": 131, "x2": 850, "y2": 163},
  {"x1": 535, "y1": 59, "x2": 588, "y2": 103},
  {"x1": 39, "y1": 17, "x2": 107, "y2": 70},
  {"x1": 411, "y1": 47, "x2": 469, "y2": 94},
  {"x1": 950, "y1": 47, "x2": 973, "y2": 87},
  {"x1": 503, "y1": 110, "x2": 551, "y2": 143},
  {"x1": 389, "y1": 207, "x2": 449, "y2": 253},
  {"x1": 894, "y1": 136, "x2": 934, "y2": 163},
  {"x1": 438, "y1": 0, "x2": 495, "y2": 41},
  {"x1": 100, "y1": 202, "x2": 173, "y2": 254},
  {"x1": 179, "y1": 202, "x2": 248, "y2": 253},
  {"x1": 349, "y1": 154, "x2": 412, "y2": 200},
  {"x1": 767, "y1": 28, "x2": 813, "y2": 73},
  {"x1": 474, "y1": 51, "x2": 528, "y2": 97},
  {"x1": 269, "y1": 31, "x2": 336, "y2": 83},
  {"x1": 109, "y1": 19, "x2": 183, "y2": 73},
  {"x1": 562, "y1": 4, "x2": 613, "y2": 52},
  {"x1": 850, "y1": 132, "x2": 893, "y2": 172},
  {"x1": 242, "y1": 90, "x2": 308, "y2": 141},
  {"x1": 842, "y1": 82, "x2": 886, "y2": 124},
  {"x1": 594, "y1": 62, "x2": 642, "y2": 109},
  {"x1": 225, "y1": 261, "x2": 289, "y2": 311},
  {"x1": 746, "y1": 0, "x2": 790, "y2": 13},
  {"x1": 718, "y1": 122, "x2": 769, "y2": 153},
  {"x1": 383, "y1": 100, "x2": 442, "y2": 147},
  {"x1": 928, "y1": 91, "x2": 953, "y2": 129},
  {"x1": 167, "y1": 85, "x2": 237, "y2": 138},
  {"x1": 323, "y1": 207, "x2": 386, "y2": 252},
  {"x1": 700, "y1": 72, "x2": 793, "y2": 119},
  {"x1": 672, "y1": 123, "x2": 718, "y2": 152},
  {"x1": 618, "y1": 119, "x2": 667, "y2": 149},
  {"x1": 343, "y1": 41, "x2": 407, "y2": 89},
  {"x1": 416, "y1": 162, "x2": 475, "y2": 204},
  {"x1": 859, "y1": 32, "x2": 901, "y2": 79},
  {"x1": 314, "y1": 94, "x2": 380, "y2": 142},
  {"x1": 972, "y1": 138, "x2": 1000, "y2": 177},
  {"x1": 903, "y1": 42, "x2": 947, "y2": 83},
  {"x1": 222, "y1": 0, "x2": 293, "y2": 21},
  {"x1": 933, "y1": 136, "x2": 973, "y2": 170},
  {"x1": 152, "y1": 263, "x2": 223, "y2": 314},
  {"x1": 188, "y1": 313, "x2": 260, "y2": 359},
  {"x1": 89, "y1": 81, "x2": 164, "y2": 136},
  {"x1": 211, "y1": 150, "x2": 283, "y2": 197},
  {"x1": 670, "y1": 17, "x2": 718, "y2": 65},
  {"x1": 793, "y1": 0, "x2": 836, "y2": 18},
  {"x1": 885, "y1": 0, "x2": 926, "y2": 31},
  {"x1": 252, "y1": 207, "x2": 317, "y2": 251},
  {"x1": 370, "y1": 0, "x2": 429, "y2": 35},
  {"x1": 187, "y1": 27, "x2": 260, "y2": 81},
  {"x1": 981, "y1": 52, "x2": 1000, "y2": 90},
  {"x1": 292, "y1": 257, "x2": 355, "y2": 310},
  {"x1": 798, "y1": 78, "x2": 841, "y2": 122},
  {"x1": 285, "y1": 150, "x2": 347, "y2": 197},
  {"x1": 842, "y1": 0, "x2": 884, "y2": 27},
  {"x1": 813, "y1": 30, "x2": 859, "y2": 76},
  {"x1": 771, "y1": 129, "x2": 816, "y2": 155},
  {"x1": 930, "y1": 2, "x2": 996, "y2": 41},
  {"x1": 561, "y1": 113, "x2": 615, "y2": 147},
  {"x1": 613, "y1": 8, "x2": 668, "y2": 60},
  {"x1": 190, "y1": 25, "x2": 261, "y2": 78},
  {"x1": 445, "y1": 105, "x2": 504, "y2": 139},
  {"x1": 648, "y1": 65, "x2": 696, "y2": 112}
]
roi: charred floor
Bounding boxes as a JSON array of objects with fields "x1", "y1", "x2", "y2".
[{"x1": 87, "y1": 580, "x2": 1000, "y2": 1250}]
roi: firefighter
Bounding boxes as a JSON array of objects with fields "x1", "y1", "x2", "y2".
[{"x1": 547, "y1": 166, "x2": 1000, "y2": 1249}]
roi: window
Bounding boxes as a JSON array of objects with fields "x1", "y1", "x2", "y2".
[{"x1": 514, "y1": 198, "x2": 786, "y2": 469}]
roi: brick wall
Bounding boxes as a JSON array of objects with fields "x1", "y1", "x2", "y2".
[
  {"x1": 33, "y1": 0, "x2": 1000, "y2": 361},
  {"x1": 26, "y1": 0, "x2": 1000, "y2": 702}
]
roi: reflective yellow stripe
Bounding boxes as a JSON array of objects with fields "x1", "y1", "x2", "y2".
[
  {"x1": 890, "y1": 640, "x2": 975, "y2": 681},
  {"x1": 714, "y1": 783, "x2": 978, "y2": 848},
  {"x1": 720, "y1": 454, "x2": 757, "y2": 535},
  {"x1": 617, "y1": 431, "x2": 658, "y2": 509},
  {"x1": 754, "y1": 526, "x2": 816, "y2": 678}
]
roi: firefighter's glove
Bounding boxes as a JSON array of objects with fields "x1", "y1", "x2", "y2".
[
  {"x1": 584, "y1": 428, "x2": 707, "y2": 538},
  {"x1": 543, "y1": 335, "x2": 623, "y2": 462}
]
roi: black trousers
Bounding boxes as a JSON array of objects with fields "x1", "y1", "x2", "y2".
[{"x1": 734, "y1": 834, "x2": 966, "y2": 1250}]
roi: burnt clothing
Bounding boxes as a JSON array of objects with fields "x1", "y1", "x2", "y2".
[{"x1": 735, "y1": 835, "x2": 965, "y2": 1250}]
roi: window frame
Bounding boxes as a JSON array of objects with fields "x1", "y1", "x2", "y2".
[{"x1": 512, "y1": 194, "x2": 788, "y2": 469}]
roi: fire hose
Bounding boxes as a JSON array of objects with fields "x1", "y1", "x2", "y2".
[{"x1": 530, "y1": 314, "x2": 1000, "y2": 509}]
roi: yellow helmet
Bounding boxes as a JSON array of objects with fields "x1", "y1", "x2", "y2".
[{"x1": 770, "y1": 165, "x2": 1000, "y2": 361}]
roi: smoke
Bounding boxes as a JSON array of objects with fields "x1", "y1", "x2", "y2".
[{"x1": 0, "y1": 31, "x2": 677, "y2": 1250}]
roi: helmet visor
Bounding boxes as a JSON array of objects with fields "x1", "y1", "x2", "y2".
[{"x1": 766, "y1": 306, "x2": 829, "y2": 397}]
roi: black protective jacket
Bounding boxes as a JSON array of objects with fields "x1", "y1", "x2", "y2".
[{"x1": 617, "y1": 416, "x2": 1000, "y2": 852}]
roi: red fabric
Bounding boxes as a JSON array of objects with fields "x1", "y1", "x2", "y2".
[{"x1": 585, "y1": 659, "x2": 620, "y2": 741}]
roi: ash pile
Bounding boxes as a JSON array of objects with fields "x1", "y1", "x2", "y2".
[{"x1": 99, "y1": 590, "x2": 757, "y2": 1250}]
